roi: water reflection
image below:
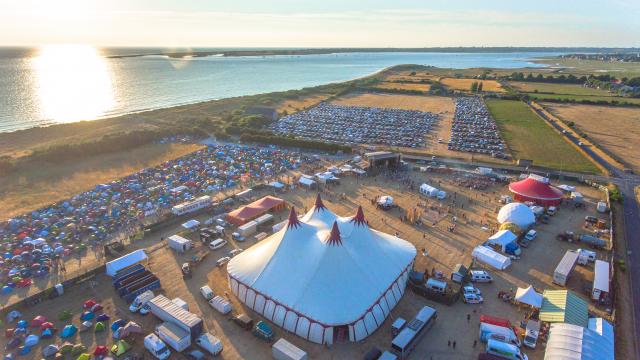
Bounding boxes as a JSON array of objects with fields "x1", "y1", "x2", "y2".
[{"x1": 33, "y1": 45, "x2": 114, "y2": 124}]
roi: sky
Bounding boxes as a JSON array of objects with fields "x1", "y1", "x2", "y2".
[{"x1": 1, "y1": 0, "x2": 639, "y2": 47}]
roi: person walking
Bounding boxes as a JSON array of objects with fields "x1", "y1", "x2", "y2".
[{"x1": 453, "y1": 341, "x2": 456, "y2": 349}]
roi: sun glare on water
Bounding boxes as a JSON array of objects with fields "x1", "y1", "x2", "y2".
[{"x1": 33, "y1": 45, "x2": 115, "y2": 124}]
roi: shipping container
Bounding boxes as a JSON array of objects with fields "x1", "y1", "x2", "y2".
[{"x1": 148, "y1": 295, "x2": 203, "y2": 340}]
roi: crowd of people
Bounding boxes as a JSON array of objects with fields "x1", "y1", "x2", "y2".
[
  {"x1": 0, "y1": 144, "x2": 302, "y2": 290},
  {"x1": 271, "y1": 103, "x2": 439, "y2": 148},
  {"x1": 448, "y1": 97, "x2": 508, "y2": 159}
]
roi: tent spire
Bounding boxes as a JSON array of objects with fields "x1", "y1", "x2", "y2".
[
  {"x1": 314, "y1": 193, "x2": 326, "y2": 211},
  {"x1": 351, "y1": 206, "x2": 367, "y2": 226},
  {"x1": 327, "y1": 221, "x2": 342, "y2": 246},
  {"x1": 287, "y1": 207, "x2": 301, "y2": 229}
]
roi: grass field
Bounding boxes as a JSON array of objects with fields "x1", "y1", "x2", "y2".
[
  {"x1": 508, "y1": 81, "x2": 615, "y2": 96},
  {"x1": 543, "y1": 103, "x2": 640, "y2": 172},
  {"x1": 373, "y1": 81, "x2": 431, "y2": 92},
  {"x1": 0, "y1": 143, "x2": 204, "y2": 220},
  {"x1": 525, "y1": 92, "x2": 640, "y2": 105},
  {"x1": 440, "y1": 78, "x2": 503, "y2": 92},
  {"x1": 485, "y1": 99, "x2": 599, "y2": 173},
  {"x1": 332, "y1": 92, "x2": 453, "y2": 112},
  {"x1": 534, "y1": 58, "x2": 640, "y2": 78}
]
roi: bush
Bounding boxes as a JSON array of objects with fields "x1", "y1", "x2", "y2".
[{"x1": 608, "y1": 184, "x2": 623, "y2": 202}]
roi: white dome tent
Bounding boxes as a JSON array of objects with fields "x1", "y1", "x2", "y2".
[
  {"x1": 226, "y1": 194, "x2": 416, "y2": 345},
  {"x1": 497, "y1": 202, "x2": 536, "y2": 229}
]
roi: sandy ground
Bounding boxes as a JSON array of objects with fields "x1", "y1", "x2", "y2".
[
  {"x1": 4, "y1": 167, "x2": 612, "y2": 360},
  {"x1": 543, "y1": 103, "x2": 640, "y2": 173},
  {"x1": 0, "y1": 143, "x2": 204, "y2": 221}
]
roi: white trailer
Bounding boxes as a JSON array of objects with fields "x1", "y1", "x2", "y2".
[
  {"x1": 419, "y1": 183, "x2": 439, "y2": 197},
  {"x1": 208, "y1": 296, "x2": 232, "y2": 314},
  {"x1": 171, "y1": 196, "x2": 211, "y2": 216},
  {"x1": 472, "y1": 246, "x2": 512, "y2": 270},
  {"x1": 155, "y1": 322, "x2": 191, "y2": 352},
  {"x1": 272, "y1": 338, "x2": 308, "y2": 360},
  {"x1": 592, "y1": 260, "x2": 610, "y2": 300},
  {"x1": 167, "y1": 235, "x2": 192, "y2": 253},
  {"x1": 237, "y1": 221, "x2": 258, "y2": 237},
  {"x1": 255, "y1": 214, "x2": 274, "y2": 226},
  {"x1": 148, "y1": 295, "x2": 203, "y2": 340},
  {"x1": 553, "y1": 250, "x2": 579, "y2": 286}
]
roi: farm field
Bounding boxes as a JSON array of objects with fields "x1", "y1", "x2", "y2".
[
  {"x1": 440, "y1": 77, "x2": 503, "y2": 92},
  {"x1": 508, "y1": 81, "x2": 615, "y2": 96},
  {"x1": 0, "y1": 143, "x2": 204, "y2": 220},
  {"x1": 534, "y1": 58, "x2": 640, "y2": 78},
  {"x1": 373, "y1": 81, "x2": 431, "y2": 92},
  {"x1": 543, "y1": 103, "x2": 640, "y2": 172},
  {"x1": 332, "y1": 92, "x2": 453, "y2": 112},
  {"x1": 485, "y1": 99, "x2": 599, "y2": 173},
  {"x1": 526, "y1": 92, "x2": 640, "y2": 105}
]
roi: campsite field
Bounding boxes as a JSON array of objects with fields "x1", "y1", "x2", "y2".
[
  {"x1": 542, "y1": 103, "x2": 640, "y2": 172},
  {"x1": 373, "y1": 81, "x2": 431, "y2": 92},
  {"x1": 332, "y1": 92, "x2": 453, "y2": 112},
  {"x1": 440, "y1": 78, "x2": 503, "y2": 92},
  {"x1": 8, "y1": 167, "x2": 610, "y2": 360},
  {"x1": 485, "y1": 99, "x2": 599, "y2": 173},
  {"x1": 508, "y1": 81, "x2": 614, "y2": 97},
  {"x1": 0, "y1": 143, "x2": 204, "y2": 220}
]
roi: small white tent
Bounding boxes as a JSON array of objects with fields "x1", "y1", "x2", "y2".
[
  {"x1": 515, "y1": 286, "x2": 543, "y2": 308},
  {"x1": 298, "y1": 176, "x2": 316, "y2": 187},
  {"x1": 106, "y1": 250, "x2": 148, "y2": 277},
  {"x1": 472, "y1": 246, "x2": 511, "y2": 270}
]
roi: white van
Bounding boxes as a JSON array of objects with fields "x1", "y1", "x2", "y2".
[
  {"x1": 209, "y1": 238, "x2": 227, "y2": 250},
  {"x1": 209, "y1": 296, "x2": 232, "y2": 314},
  {"x1": 200, "y1": 285, "x2": 214, "y2": 300},
  {"x1": 144, "y1": 333, "x2": 171, "y2": 360},
  {"x1": 487, "y1": 339, "x2": 528, "y2": 360},
  {"x1": 196, "y1": 332, "x2": 223, "y2": 356},
  {"x1": 426, "y1": 278, "x2": 447, "y2": 294},
  {"x1": 129, "y1": 290, "x2": 155, "y2": 313},
  {"x1": 470, "y1": 270, "x2": 493, "y2": 283}
]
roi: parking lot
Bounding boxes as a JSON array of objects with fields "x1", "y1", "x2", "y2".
[{"x1": 8, "y1": 166, "x2": 611, "y2": 360}]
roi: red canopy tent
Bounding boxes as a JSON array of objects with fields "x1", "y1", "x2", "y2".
[
  {"x1": 226, "y1": 196, "x2": 286, "y2": 226},
  {"x1": 509, "y1": 176, "x2": 563, "y2": 206}
]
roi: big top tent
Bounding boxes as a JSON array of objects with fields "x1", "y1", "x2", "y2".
[
  {"x1": 226, "y1": 194, "x2": 416, "y2": 345},
  {"x1": 509, "y1": 174, "x2": 564, "y2": 206}
]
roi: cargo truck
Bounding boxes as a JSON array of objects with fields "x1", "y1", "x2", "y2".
[{"x1": 155, "y1": 322, "x2": 191, "y2": 352}]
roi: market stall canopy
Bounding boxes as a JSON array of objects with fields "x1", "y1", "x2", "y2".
[
  {"x1": 515, "y1": 286, "x2": 543, "y2": 308},
  {"x1": 540, "y1": 290, "x2": 589, "y2": 327},
  {"x1": 298, "y1": 176, "x2": 316, "y2": 187},
  {"x1": 226, "y1": 196, "x2": 286, "y2": 226},
  {"x1": 105, "y1": 250, "x2": 148, "y2": 277}
]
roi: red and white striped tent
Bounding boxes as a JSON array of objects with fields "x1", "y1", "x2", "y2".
[{"x1": 226, "y1": 194, "x2": 416, "y2": 344}]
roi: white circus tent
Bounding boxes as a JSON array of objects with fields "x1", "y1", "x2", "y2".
[{"x1": 226, "y1": 194, "x2": 416, "y2": 345}]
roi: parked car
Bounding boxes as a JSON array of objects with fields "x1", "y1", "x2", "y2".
[
  {"x1": 463, "y1": 284, "x2": 481, "y2": 296},
  {"x1": 463, "y1": 293, "x2": 484, "y2": 304},
  {"x1": 140, "y1": 304, "x2": 151, "y2": 315},
  {"x1": 524, "y1": 230, "x2": 537, "y2": 242},
  {"x1": 216, "y1": 257, "x2": 231, "y2": 267},
  {"x1": 229, "y1": 248, "x2": 243, "y2": 257}
]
